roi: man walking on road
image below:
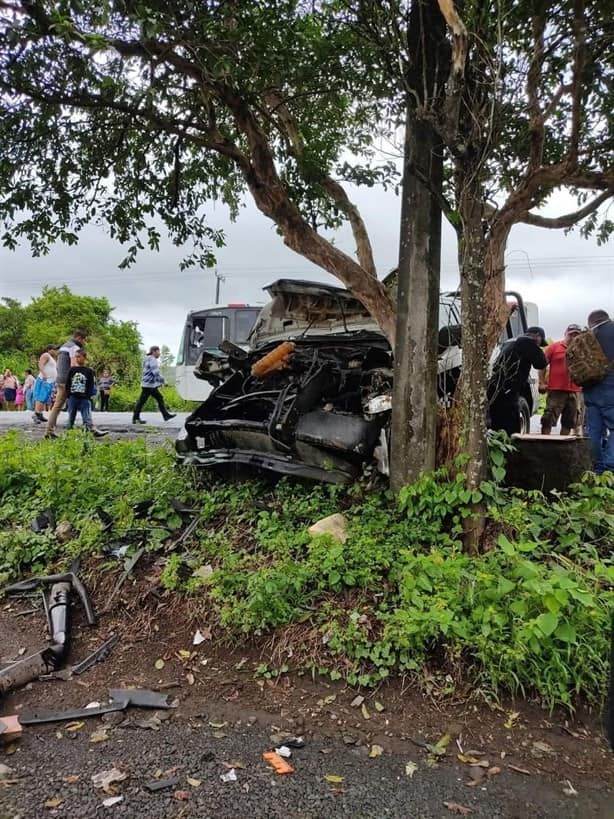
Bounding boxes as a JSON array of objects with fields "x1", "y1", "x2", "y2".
[
  {"x1": 45, "y1": 330, "x2": 87, "y2": 438},
  {"x1": 132, "y1": 346, "x2": 176, "y2": 424},
  {"x1": 583, "y1": 309, "x2": 614, "y2": 473},
  {"x1": 540, "y1": 323, "x2": 583, "y2": 435}
]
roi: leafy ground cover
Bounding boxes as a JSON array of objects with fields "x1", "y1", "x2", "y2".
[{"x1": 0, "y1": 432, "x2": 611, "y2": 710}]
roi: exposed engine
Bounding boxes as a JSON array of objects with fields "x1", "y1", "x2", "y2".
[{"x1": 183, "y1": 334, "x2": 393, "y2": 481}]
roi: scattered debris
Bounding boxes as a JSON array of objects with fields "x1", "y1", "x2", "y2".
[
  {"x1": 102, "y1": 796, "x2": 124, "y2": 807},
  {"x1": 173, "y1": 789, "x2": 191, "y2": 801},
  {"x1": 101, "y1": 546, "x2": 146, "y2": 615},
  {"x1": 65, "y1": 722, "x2": 85, "y2": 732},
  {"x1": 0, "y1": 563, "x2": 96, "y2": 696},
  {"x1": 361, "y1": 703, "x2": 371, "y2": 720},
  {"x1": 563, "y1": 780, "x2": 578, "y2": 797},
  {"x1": 62, "y1": 775, "x2": 80, "y2": 784},
  {"x1": 274, "y1": 746, "x2": 292, "y2": 758},
  {"x1": 444, "y1": 802, "x2": 474, "y2": 815},
  {"x1": 263, "y1": 751, "x2": 295, "y2": 775},
  {"x1": 55, "y1": 520, "x2": 77, "y2": 545},
  {"x1": 369, "y1": 744, "x2": 384, "y2": 758},
  {"x1": 374, "y1": 701, "x2": 385, "y2": 712},
  {"x1": 308, "y1": 513, "x2": 348, "y2": 543},
  {"x1": 283, "y1": 736, "x2": 305, "y2": 749},
  {"x1": 350, "y1": 695, "x2": 364, "y2": 708},
  {"x1": 144, "y1": 777, "x2": 180, "y2": 792},
  {"x1": 71, "y1": 633, "x2": 119, "y2": 677},
  {"x1": 324, "y1": 774, "x2": 344, "y2": 784},
  {"x1": 0, "y1": 715, "x2": 22, "y2": 744},
  {"x1": 0, "y1": 763, "x2": 15, "y2": 780},
  {"x1": 154, "y1": 658, "x2": 165, "y2": 670},
  {"x1": 91, "y1": 767, "x2": 128, "y2": 794},
  {"x1": 186, "y1": 777, "x2": 201, "y2": 787},
  {"x1": 30, "y1": 510, "x2": 56, "y2": 534},
  {"x1": 19, "y1": 688, "x2": 171, "y2": 725},
  {"x1": 193, "y1": 629, "x2": 206, "y2": 646},
  {"x1": 220, "y1": 769, "x2": 238, "y2": 783},
  {"x1": 427, "y1": 732, "x2": 452, "y2": 765}
]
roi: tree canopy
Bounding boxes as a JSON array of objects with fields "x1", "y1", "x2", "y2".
[
  {"x1": 0, "y1": 0, "x2": 398, "y2": 338},
  {"x1": 0, "y1": 286, "x2": 142, "y2": 379}
]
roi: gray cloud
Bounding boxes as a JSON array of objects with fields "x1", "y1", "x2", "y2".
[{"x1": 0, "y1": 187, "x2": 612, "y2": 356}]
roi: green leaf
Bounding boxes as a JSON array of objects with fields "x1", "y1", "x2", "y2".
[
  {"x1": 497, "y1": 534, "x2": 516, "y2": 555},
  {"x1": 555, "y1": 623, "x2": 577, "y2": 643},
  {"x1": 536, "y1": 612, "x2": 559, "y2": 637}
]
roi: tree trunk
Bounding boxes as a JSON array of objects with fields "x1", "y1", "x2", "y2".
[
  {"x1": 390, "y1": 0, "x2": 447, "y2": 492},
  {"x1": 484, "y1": 226, "x2": 511, "y2": 352},
  {"x1": 457, "y1": 183, "x2": 489, "y2": 554},
  {"x1": 391, "y1": 100, "x2": 443, "y2": 490}
]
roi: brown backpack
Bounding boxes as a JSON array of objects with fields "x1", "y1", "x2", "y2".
[{"x1": 565, "y1": 329, "x2": 611, "y2": 388}]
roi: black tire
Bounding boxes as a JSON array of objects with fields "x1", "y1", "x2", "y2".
[{"x1": 518, "y1": 396, "x2": 531, "y2": 434}]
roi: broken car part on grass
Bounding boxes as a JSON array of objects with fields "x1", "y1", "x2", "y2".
[
  {"x1": 0, "y1": 564, "x2": 96, "y2": 697},
  {"x1": 176, "y1": 280, "x2": 539, "y2": 483}
]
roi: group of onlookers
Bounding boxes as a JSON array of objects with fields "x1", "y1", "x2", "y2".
[
  {"x1": 489, "y1": 308, "x2": 614, "y2": 474},
  {"x1": 0, "y1": 368, "x2": 35, "y2": 411}
]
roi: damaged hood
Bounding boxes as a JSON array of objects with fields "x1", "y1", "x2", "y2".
[{"x1": 249, "y1": 279, "x2": 382, "y2": 347}]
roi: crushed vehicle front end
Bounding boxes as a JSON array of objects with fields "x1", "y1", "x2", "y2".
[{"x1": 176, "y1": 281, "x2": 393, "y2": 483}]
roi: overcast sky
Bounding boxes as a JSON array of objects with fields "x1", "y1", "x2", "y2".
[{"x1": 0, "y1": 184, "x2": 612, "y2": 357}]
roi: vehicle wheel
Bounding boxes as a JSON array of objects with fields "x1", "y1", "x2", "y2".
[{"x1": 518, "y1": 396, "x2": 531, "y2": 434}]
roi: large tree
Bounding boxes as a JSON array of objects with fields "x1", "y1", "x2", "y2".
[{"x1": 0, "y1": 0, "x2": 397, "y2": 339}]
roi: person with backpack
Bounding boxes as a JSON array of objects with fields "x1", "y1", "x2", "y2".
[
  {"x1": 577, "y1": 310, "x2": 614, "y2": 473},
  {"x1": 539, "y1": 324, "x2": 583, "y2": 435}
]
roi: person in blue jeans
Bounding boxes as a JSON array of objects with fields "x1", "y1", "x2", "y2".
[
  {"x1": 66, "y1": 348, "x2": 95, "y2": 431},
  {"x1": 583, "y1": 309, "x2": 614, "y2": 474}
]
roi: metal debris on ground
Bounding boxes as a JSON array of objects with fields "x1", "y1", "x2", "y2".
[
  {"x1": 144, "y1": 777, "x2": 180, "y2": 792},
  {"x1": 19, "y1": 688, "x2": 171, "y2": 725},
  {"x1": 101, "y1": 546, "x2": 146, "y2": 614},
  {"x1": 71, "y1": 633, "x2": 120, "y2": 677},
  {"x1": 0, "y1": 562, "x2": 96, "y2": 696}
]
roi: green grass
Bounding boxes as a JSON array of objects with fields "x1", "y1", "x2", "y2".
[{"x1": 0, "y1": 432, "x2": 611, "y2": 710}]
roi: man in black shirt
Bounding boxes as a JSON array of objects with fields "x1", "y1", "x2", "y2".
[
  {"x1": 66, "y1": 348, "x2": 96, "y2": 431},
  {"x1": 488, "y1": 326, "x2": 548, "y2": 435}
]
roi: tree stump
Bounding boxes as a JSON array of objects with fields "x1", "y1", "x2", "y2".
[{"x1": 505, "y1": 434, "x2": 593, "y2": 493}]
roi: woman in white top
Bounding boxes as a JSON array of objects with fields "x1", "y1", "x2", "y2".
[{"x1": 32, "y1": 345, "x2": 58, "y2": 423}]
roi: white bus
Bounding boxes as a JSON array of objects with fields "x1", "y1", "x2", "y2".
[{"x1": 175, "y1": 304, "x2": 261, "y2": 401}]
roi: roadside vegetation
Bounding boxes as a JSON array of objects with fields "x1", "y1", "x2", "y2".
[{"x1": 0, "y1": 432, "x2": 611, "y2": 710}]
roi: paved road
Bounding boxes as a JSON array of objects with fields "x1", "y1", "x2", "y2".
[
  {"x1": 1, "y1": 715, "x2": 610, "y2": 819},
  {"x1": 0, "y1": 411, "x2": 189, "y2": 442}
]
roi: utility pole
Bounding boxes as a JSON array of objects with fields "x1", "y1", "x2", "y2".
[
  {"x1": 214, "y1": 269, "x2": 225, "y2": 304},
  {"x1": 390, "y1": 0, "x2": 447, "y2": 491}
]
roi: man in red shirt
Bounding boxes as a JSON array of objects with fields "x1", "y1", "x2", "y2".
[{"x1": 540, "y1": 324, "x2": 582, "y2": 435}]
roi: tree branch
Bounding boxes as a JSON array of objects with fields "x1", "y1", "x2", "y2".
[
  {"x1": 527, "y1": 11, "x2": 546, "y2": 171},
  {"x1": 567, "y1": 0, "x2": 587, "y2": 168},
  {"x1": 519, "y1": 188, "x2": 614, "y2": 229},
  {"x1": 320, "y1": 176, "x2": 377, "y2": 277}
]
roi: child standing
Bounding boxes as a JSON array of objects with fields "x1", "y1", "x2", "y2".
[
  {"x1": 66, "y1": 348, "x2": 95, "y2": 431},
  {"x1": 98, "y1": 369, "x2": 116, "y2": 411}
]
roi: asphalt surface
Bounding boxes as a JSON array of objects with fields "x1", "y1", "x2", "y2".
[
  {"x1": 0, "y1": 411, "x2": 188, "y2": 442},
  {"x1": 1, "y1": 713, "x2": 610, "y2": 819}
]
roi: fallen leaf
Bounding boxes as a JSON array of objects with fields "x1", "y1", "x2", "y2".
[
  {"x1": 361, "y1": 703, "x2": 371, "y2": 720},
  {"x1": 187, "y1": 777, "x2": 201, "y2": 788},
  {"x1": 186, "y1": 672, "x2": 195, "y2": 686},
  {"x1": 504, "y1": 711, "x2": 520, "y2": 729},
  {"x1": 444, "y1": 802, "x2": 474, "y2": 815},
  {"x1": 487, "y1": 766, "x2": 501, "y2": 778},
  {"x1": 531, "y1": 740, "x2": 555, "y2": 757},
  {"x1": 350, "y1": 695, "x2": 364, "y2": 708},
  {"x1": 324, "y1": 774, "x2": 344, "y2": 784},
  {"x1": 457, "y1": 754, "x2": 481, "y2": 765},
  {"x1": 178, "y1": 649, "x2": 191, "y2": 660},
  {"x1": 193, "y1": 564, "x2": 214, "y2": 580},
  {"x1": 374, "y1": 701, "x2": 385, "y2": 712},
  {"x1": 405, "y1": 760, "x2": 418, "y2": 778},
  {"x1": 224, "y1": 760, "x2": 246, "y2": 769},
  {"x1": 209, "y1": 721, "x2": 227, "y2": 729},
  {"x1": 90, "y1": 730, "x2": 109, "y2": 744},
  {"x1": 3, "y1": 743, "x2": 17, "y2": 755},
  {"x1": 154, "y1": 658, "x2": 165, "y2": 670},
  {"x1": 65, "y1": 721, "x2": 85, "y2": 732},
  {"x1": 63, "y1": 774, "x2": 80, "y2": 784},
  {"x1": 508, "y1": 764, "x2": 531, "y2": 775},
  {"x1": 319, "y1": 694, "x2": 337, "y2": 706},
  {"x1": 173, "y1": 789, "x2": 191, "y2": 801},
  {"x1": 44, "y1": 797, "x2": 64, "y2": 809},
  {"x1": 212, "y1": 731, "x2": 227, "y2": 739},
  {"x1": 369, "y1": 744, "x2": 383, "y2": 758}
]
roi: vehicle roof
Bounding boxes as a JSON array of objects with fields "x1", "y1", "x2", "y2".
[{"x1": 187, "y1": 304, "x2": 260, "y2": 318}]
